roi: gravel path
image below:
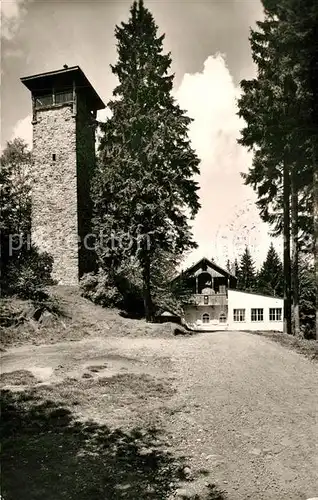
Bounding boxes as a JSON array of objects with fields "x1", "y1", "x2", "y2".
[
  {"x1": 1, "y1": 330, "x2": 317, "y2": 499},
  {"x1": 166, "y1": 331, "x2": 318, "y2": 500}
]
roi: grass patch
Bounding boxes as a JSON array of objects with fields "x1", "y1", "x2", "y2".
[
  {"x1": 0, "y1": 288, "x2": 176, "y2": 349},
  {"x1": 0, "y1": 294, "x2": 70, "y2": 348},
  {"x1": 1, "y1": 390, "x2": 226, "y2": 500},
  {"x1": 28, "y1": 373, "x2": 176, "y2": 428},
  {"x1": 0, "y1": 370, "x2": 38, "y2": 386},
  {"x1": 1, "y1": 390, "x2": 179, "y2": 499},
  {"x1": 249, "y1": 330, "x2": 318, "y2": 361}
]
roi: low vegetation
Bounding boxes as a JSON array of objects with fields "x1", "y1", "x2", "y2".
[
  {"x1": 0, "y1": 287, "x2": 187, "y2": 350},
  {"x1": 1, "y1": 389, "x2": 184, "y2": 500},
  {"x1": 250, "y1": 330, "x2": 318, "y2": 361},
  {"x1": 0, "y1": 138, "x2": 55, "y2": 307},
  {"x1": 1, "y1": 340, "x2": 226, "y2": 500}
]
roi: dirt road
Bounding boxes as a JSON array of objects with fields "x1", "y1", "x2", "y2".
[
  {"x1": 1, "y1": 330, "x2": 317, "y2": 499},
  {"x1": 166, "y1": 331, "x2": 318, "y2": 500}
]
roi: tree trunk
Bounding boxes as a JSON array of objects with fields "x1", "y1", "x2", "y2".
[
  {"x1": 291, "y1": 168, "x2": 300, "y2": 336},
  {"x1": 314, "y1": 162, "x2": 318, "y2": 341},
  {"x1": 283, "y1": 160, "x2": 292, "y2": 335},
  {"x1": 142, "y1": 255, "x2": 154, "y2": 322},
  {"x1": 309, "y1": 23, "x2": 318, "y2": 341}
]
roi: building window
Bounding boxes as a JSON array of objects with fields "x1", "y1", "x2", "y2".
[
  {"x1": 202, "y1": 313, "x2": 210, "y2": 324},
  {"x1": 34, "y1": 89, "x2": 73, "y2": 109},
  {"x1": 204, "y1": 295, "x2": 209, "y2": 304},
  {"x1": 219, "y1": 312, "x2": 227, "y2": 323},
  {"x1": 35, "y1": 93, "x2": 53, "y2": 108},
  {"x1": 55, "y1": 89, "x2": 73, "y2": 104},
  {"x1": 269, "y1": 308, "x2": 282, "y2": 321},
  {"x1": 233, "y1": 309, "x2": 245, "y2": 322},
  {"x1": 52, "y1": 154, "x2": 56, "y2": 161},
  {"x1": 251, "y1": 308, "x2": 264, "y2": 322},
  {"x1": 219, "y1": 285, "x2": 226, "y2": 294}
]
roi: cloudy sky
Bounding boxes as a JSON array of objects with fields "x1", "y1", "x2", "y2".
[{"x1": 1, "y1": 0, "x2": 282, "y2": 268}]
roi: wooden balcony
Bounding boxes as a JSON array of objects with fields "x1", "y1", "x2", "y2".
[{"x1": 191, "y1": 293, "x2": 228, "y2": 306}]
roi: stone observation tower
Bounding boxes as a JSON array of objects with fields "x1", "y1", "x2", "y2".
[{"x1": 21, "y1": 66, "x2": 105, "y2": 285}]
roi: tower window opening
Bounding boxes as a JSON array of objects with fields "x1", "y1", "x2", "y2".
[
  {"x1": 52, "y1": 154, "x2": 56, "y2": 161},
  {"x1": 35, "y1": 93, "x2": 53, "y2": 108},
  {"x1": 55, "y1": 89, "x2": 73, "y2": 104}
]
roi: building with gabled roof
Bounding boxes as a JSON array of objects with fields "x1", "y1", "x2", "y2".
[{"x1": 176, "y1": 257, "x2": 283, "y2": 332}]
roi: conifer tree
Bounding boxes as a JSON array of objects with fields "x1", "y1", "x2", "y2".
[
  {"x1": 237, "y1": 247, "x2": 256, "y2": 292},
  {"x1": 234, "y1": 258, "x2": 240, "y2": 279},
  {"x1": 257, "y1": 243, "x2": 283, "y2": 296},
  {"x1": 237, "y1": 19, "x2": 292, "y2": 333},
  {"x1": 226, "y1": 259, "x2": 233, "y2": 273},
  {"x1": 299, "y1": 253, "x2": 316, "y2": 338},
  {"x1": 237, "y1": 0, "x2": 318, "y2": 334},
  {"x1": 93, "y1": 0, "x2": 200, "y2": 321}
]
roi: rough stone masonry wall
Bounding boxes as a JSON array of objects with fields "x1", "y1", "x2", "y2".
[{"x1": 32, "y1": 105, "x2": 79, "y2": 285}]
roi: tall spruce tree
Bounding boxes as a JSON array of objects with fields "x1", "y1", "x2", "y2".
[
  {"x1": 237, "y1": 1, "x2": 318, "y2": 334},
  {"x1": 257, "y1": 243, "x2": 284, "y2": 296},
  {"x1": 93, "y1": 0, "x2": 200, "y2": 321},
  {"x1": 237, "y1": 247, "x2": 256, "y2": 292},
  {"x1": 260, "y1": 0, "x2": 317, "y2": 338},
  {"x1": 238, "y1": 17, "x2": 292, "y2": 333}
]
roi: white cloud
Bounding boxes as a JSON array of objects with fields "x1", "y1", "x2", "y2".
[
  {"x1": 8, "y1": 55, "x2": 282, "y2": 269},
  {"x1": 1, "y1": 0, "x2": 32, "y2": 40},
  {"x1": 96, "y1": 106, "x2": 112, "y2": 150},
  {"x1": 174, "y1": 54, "x2": 282, "y2": 268},
  {"x1": 11, "y1": 114, "x2": 32, "y2": 148},
  {"x1": 97, "y1": 107, "x2": 112, "y2": 123}
]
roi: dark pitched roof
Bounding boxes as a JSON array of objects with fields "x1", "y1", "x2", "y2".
[
  {"x1": 178, "y1": 257, "x2": 237, "y2": 280},
  {"x1": 21, "y1": 65, "x2": 105, "y2": 110}
]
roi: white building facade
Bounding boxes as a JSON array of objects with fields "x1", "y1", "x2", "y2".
[
  {"x1": 227, "y1": 289, "x2": 283, "y2": 331},
  {"x1": 178, "y1": 258, "x2": 284, "y2": 332}
]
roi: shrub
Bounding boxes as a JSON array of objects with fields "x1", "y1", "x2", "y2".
[
  {"x1": 299, "y1": 255, "x2": 316, "y2": 339},
  {"x1": 113, "y1": 259, "x2": 144, "y2": 316},
  {"x1": 4, "y1": 246, "x2": 54, "y2": 300},
  {"x1": 80, "y1": 255, "x2": 184, "y2": 319},
  {"x1": 80, "y1": 269, "x2": 121, "y2": 308},
  {"x1": 80, "y1": 265, "x2": 145, "y2": 317},
  {"x1": 1, "y1": 139, "x2": 55, "y2": 302}
]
